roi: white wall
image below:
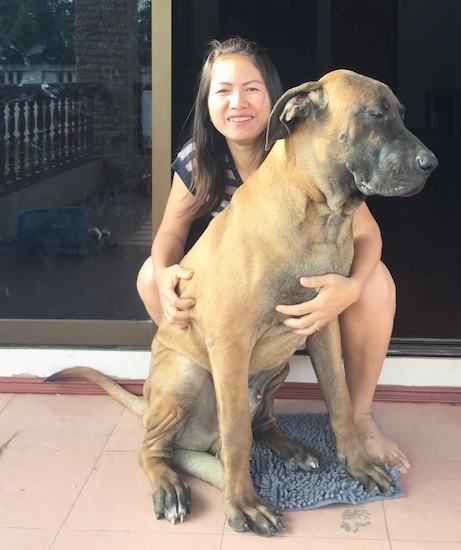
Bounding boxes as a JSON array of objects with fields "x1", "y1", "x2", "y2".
[{"x1": 1, "y1": 347, "x2": 461, "y2": 388}]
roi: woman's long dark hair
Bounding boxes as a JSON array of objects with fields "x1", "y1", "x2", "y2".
[{"x1": 187, "y1": 37, "x2": 283, "y2": 218}]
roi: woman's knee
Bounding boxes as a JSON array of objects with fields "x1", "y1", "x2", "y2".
[
  {"x1": 136, "y1": 258, "x2": 161, "y2": 321},
  {"x1": 361, "y1": 261, "x2": 396, "y2": 314},
  {"x1": 136, "y1": 257, "x2": 154, "y2": 299}
]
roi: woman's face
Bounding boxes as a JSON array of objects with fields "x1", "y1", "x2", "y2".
[{"x1": 207, "y1": 55, "x2": 272, "y2": 147}]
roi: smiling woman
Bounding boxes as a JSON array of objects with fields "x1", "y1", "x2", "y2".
[{"x1": 136, "y1": 37, "x2": 284, "y2": 325}]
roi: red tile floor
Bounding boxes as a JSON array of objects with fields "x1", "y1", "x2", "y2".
[{"x1": 1, "y1": 392, "x2": 461, "y2": 550}]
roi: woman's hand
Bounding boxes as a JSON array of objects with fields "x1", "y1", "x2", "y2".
[
  {"x1": 156, "y1": 264, "x2": 196, "y2": 329},
  {"x1": 275, "y1": 274, "x2": 362, "y2": 335}
]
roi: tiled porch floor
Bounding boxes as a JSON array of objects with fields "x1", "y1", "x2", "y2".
[{"x1": 1, "y1": 393, "x2": 461, "y2": 549}]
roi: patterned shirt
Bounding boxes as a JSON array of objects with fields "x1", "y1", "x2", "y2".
[{"x1": 171, "y1": 139, "x2": 243, "y2": 218}]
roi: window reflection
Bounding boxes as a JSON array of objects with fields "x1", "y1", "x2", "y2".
[{"x1": 0, "y1": 0, "x2": 152, "y2": 321}]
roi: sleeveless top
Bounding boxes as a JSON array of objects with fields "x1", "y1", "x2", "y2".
[{"x1": 171, "y1": 139, "x2": 243, "y2": 218}]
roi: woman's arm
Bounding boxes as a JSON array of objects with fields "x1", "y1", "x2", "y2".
[
  {"x1": 152, "y1": 172, "x2": 197, "y2": 269},
  {"x1": 150, "y1": 172, "x2": 198, "y2": 324},
  {"x1": 347, "y1": 202, "x2": 382, "y2": 290}
]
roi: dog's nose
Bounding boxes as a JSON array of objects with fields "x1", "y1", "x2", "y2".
[{"x1": 417, "y1": 151, "x2": 438, "y2": 174}]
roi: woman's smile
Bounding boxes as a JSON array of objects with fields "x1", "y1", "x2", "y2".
[{"x1": 228, "y1": 115, "x2": 253, "y2": 125}]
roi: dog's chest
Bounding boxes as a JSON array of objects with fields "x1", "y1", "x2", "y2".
[{"x1": 271, "y1": 235, "x2": 354, "y2": 306}]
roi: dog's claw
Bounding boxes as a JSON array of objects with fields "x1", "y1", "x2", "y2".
[
  {"x1": 262, "y1": 433, "x2": 319, "y2": 473},
  {"x1": 342, "y1": 449, "x2": 393, "y2": 497},
  {"x1": 151, "y1": 474, "x2": 192, "y2": 527},
  {"x1": 226, "y1": 496, "x2": 285, "y2": 536},
  {"x1": 370, "y1": 484, "x2": 379, "y2": 496}
]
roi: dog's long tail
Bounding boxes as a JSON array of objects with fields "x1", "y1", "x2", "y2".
[
  {"x1": 46, "y1": 366, "x2": 148, "y2": 418},
  {"x1": 46, "y1": 367, "x2": 226, "y2": 489}
]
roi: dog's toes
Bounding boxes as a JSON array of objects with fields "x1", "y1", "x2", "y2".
[
  {"x1": 369, "y1": 466, "x2": 393, "y2": 495},
  {"x1": 152, "y1": 479, "x2": 192, "y2": 524},
  {"x1": 295, "y1": 451, "x2": 320, "y2": 472},
  {"x1": 346, "y1": 459, "x2": 393, "y2": 496},
  {"x1": 279, "y1": 442, "x2": 319, "y2": 472},
  {"x1": 226, "y1": 495, "x2": 285, "y2": 537},
  {"x1": 284, "y1": 453, "x2": 318, "y2": 472}
]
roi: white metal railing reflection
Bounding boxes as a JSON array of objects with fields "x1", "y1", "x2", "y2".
[{"x1": 0, "y1": 83, "x2": 95, "y2": 196}]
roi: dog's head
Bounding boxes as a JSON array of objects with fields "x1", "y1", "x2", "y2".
[{"x1": 266, "y1": 69, "x2": 438, "y2": 198}]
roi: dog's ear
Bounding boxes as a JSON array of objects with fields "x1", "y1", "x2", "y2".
[{"x1": 265, "y1": 82, "x2": 326, "y2": 150}]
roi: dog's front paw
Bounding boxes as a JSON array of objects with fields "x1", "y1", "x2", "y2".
[
  {"x1": 342, "y1": 451, "x2": 392, "y2": 496},
  {"x1": 256, "y1": 429, "x2": 319, "y2": 472},
  {"x1": 151, "y1": 472, "x2": 192, "y2": 524},
  {"x1": 225, "y1": 491, "x2": 284, "y2": 537},
  {"x1": 277, "y1": 439, "x2": 319, "y2": 472}
]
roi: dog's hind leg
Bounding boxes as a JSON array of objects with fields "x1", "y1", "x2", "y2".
[
  {"x1": 140, "y1": 350, "x2": 220, "y2": 525},
  {"x1": 250, "y1": 364, "x2": 319, "y2": 471},
  {"x1": 140, "y1": 396, "x2": 192, "y2": 524}
]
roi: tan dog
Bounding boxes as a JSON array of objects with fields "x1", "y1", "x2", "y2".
[{"x1": 49, "y1": 70, "x2": 437, "y2": 536}]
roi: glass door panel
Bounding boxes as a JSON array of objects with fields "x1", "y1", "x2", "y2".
[{"x1": 0, "y1": 0, "x2": 153, "y2": 330}]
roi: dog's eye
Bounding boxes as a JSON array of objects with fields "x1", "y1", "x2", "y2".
[{"x1": 367, "y1": 109, "x2": 385, "y2": 119}]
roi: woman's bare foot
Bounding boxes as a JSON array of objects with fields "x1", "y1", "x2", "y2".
[{"x1": 354, "y1": 413, "x2": 410, "y2": 473}]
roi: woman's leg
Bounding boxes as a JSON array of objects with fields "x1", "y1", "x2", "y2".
[
  {"x1": 136, "y1": 257, "x2": 163, "y2": 326},
  {"x1": 340, "y1": 261, "x2": 410, "y2": 472}
]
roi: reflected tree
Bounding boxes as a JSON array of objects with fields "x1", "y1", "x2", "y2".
[
  {"x1": 138, "y1": 0, "x2": 151, "y2": 66},
  {"x1": 0, "y1": 0, "x2": 150, "y2": 66},
  {"x1": 0, "y1": 0, "x2": 75, "y2": 64}
]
